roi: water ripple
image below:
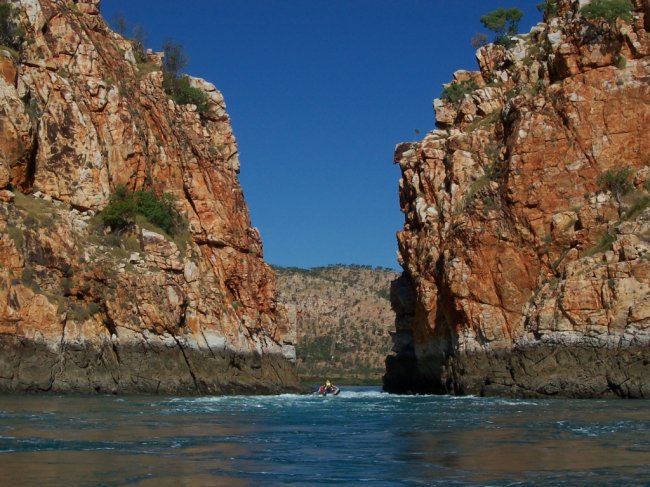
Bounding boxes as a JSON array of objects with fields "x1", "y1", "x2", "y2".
[{"x1": 0, "y1": 388, "x2": 647, "y2": 485}]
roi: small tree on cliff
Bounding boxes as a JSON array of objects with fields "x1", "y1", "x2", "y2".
[
  {"x1": 537, "y1": 1, "x2": 559, "y2": 19},
  {"x1": 110, "y1": 13, "x2": 148, "y2": 63},
  {"x1": 480, "y1": 8, "x2": 524, "y2": 47},
  {"x1": 132, "y1": 24, "x2": 148, "y2": 63},
  {"x1": 162, "y1": 39, "x2": 188, "y2": 80},
  {"x1": 112, "y1": 13, "x2": 129, "y2": 36},
  {"x1": 598, "y1": 168, "x2": 634, "y2": 203},
  {"x1": 470, "y1": 32, "x2": 488, "y2": 49},
  {"x1": 161, "y1": 39, "x2": 209, "y2": 115}
]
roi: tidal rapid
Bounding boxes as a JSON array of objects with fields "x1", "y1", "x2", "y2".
[{"x1": 0, "y1": 387, "x2": 648, "y2": 485}]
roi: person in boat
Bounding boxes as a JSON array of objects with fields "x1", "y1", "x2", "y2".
[{"x1": 318, "y1": 379, "x2": 339, "y2": 395}]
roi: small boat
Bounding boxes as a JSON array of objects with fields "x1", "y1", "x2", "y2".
[{"x1": 317, "y1": 385, "x2": 341, "y2": 396}]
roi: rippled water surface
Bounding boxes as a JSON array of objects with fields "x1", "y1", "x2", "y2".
[{"x1": 0, "y1": 387, "x2": 648, "y2": 486}]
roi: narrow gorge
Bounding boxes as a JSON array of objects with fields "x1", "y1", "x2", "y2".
[
  {"x1": 0, "y1": 0, "x2": 300, "y2": 393},
  {"x1": 385, "y1": 0, "x2": 650, "y2": 398},
  {"x1": 2, "y1": 0, "x2": 649, "y2": 399}
]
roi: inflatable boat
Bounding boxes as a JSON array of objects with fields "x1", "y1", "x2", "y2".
[{"x1": 317, "y1": 385, "x2": 341, "y2": 396}]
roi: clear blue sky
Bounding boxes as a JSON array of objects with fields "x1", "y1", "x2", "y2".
[{"x1": 100, "y1": 1, "x2": 543, "y2": 270}]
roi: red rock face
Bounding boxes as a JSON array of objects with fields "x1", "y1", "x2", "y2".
[
  {"x1": 386, "y1": 0, "x2": 650, "y2": 398},
  {"x1": 0, "y1": 0, "x2": 299, "y2": 393}
]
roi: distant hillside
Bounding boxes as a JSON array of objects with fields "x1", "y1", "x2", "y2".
[{"x1": 275, "y1": 265, "x2": 398, "y2": 383}]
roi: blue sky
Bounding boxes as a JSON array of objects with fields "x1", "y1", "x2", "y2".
[{"x1": 100, "y1": 1, "x2": 543, "y2": 270}]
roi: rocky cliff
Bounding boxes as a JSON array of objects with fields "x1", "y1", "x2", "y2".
[
  {"x1": 0, "y1": 0, "x2": 300, "y2": 394},
  {"x1": 386, "y1": 0, "x2": 650, "y2": 398},
  {"x1": 275, "y1": 265, "x2": 397, "y2": 382}
]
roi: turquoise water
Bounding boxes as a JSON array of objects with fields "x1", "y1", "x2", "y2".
[{"x1": 0, "y1": 387, "x2": 648, "y2": 486}]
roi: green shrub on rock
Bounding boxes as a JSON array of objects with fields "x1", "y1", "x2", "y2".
[
  {"x1": 580, "y1": 0, "x2": 634, "y2": 25},
  {"x1": 441, "y1": 79, "x2": 478, "y2": 104},
  {"x1": 165, "y1": 74, "x2": 209, "y2": 114},
  {"x1": 597, "y1": 167, "x2": 633, "y2": 202},
  {"x1": 133, "y1": 190, "x2": 176, "y2": 234},
  {"x1": 0, "y1": 1, "x2": 24, "y2": 50},
  {"x1": 623, "y1": 192, "x2": 650, "y2": 221},
  {"x1": 101, "y1": 197, "x2": 136, "y2": 232},
  {"x1": 161, "y1": 39, "x2": 209, "y2": 115},
  {"x1": 101, "y1": 185, "x2": 181, "y2": 235}
]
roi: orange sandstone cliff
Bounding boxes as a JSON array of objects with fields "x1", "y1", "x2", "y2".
[
  {"x1": 0, "y1": 0, "x2": 300, "y2": 393},
  {"x1": 385, "y1": 0, "x2": 650, "y2": 398}
]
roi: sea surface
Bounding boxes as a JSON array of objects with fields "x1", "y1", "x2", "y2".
[{"x1": 0, "y1": 386, "x2": 648, "y2": 486}]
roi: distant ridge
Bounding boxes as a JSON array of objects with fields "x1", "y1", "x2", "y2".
[{"x1": 275, "y1": 265, "x2": 398, "y2": 383}]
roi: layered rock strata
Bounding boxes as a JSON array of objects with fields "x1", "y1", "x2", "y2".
[
  {"x1": 386, "y1": 0, "x2": 650, "y2": 398},
  {"x1": 0, "y1": 0, "x2": 300, "y2": 393}
]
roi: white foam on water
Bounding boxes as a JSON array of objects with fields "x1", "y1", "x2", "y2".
[
  {"x1": 336, "y1": 390, "x2": 386, "y2": 398},
  {"x1": 492, "y1": 399, "x2": 540, "y2": 406}
]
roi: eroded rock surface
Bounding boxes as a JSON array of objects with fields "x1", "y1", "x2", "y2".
[
  {"x1": 0, "y1": 0, "x2": 300, "y2": 394},
  {"x1": 385, "y1": 0, "x2": 650, "y2": 398}
]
